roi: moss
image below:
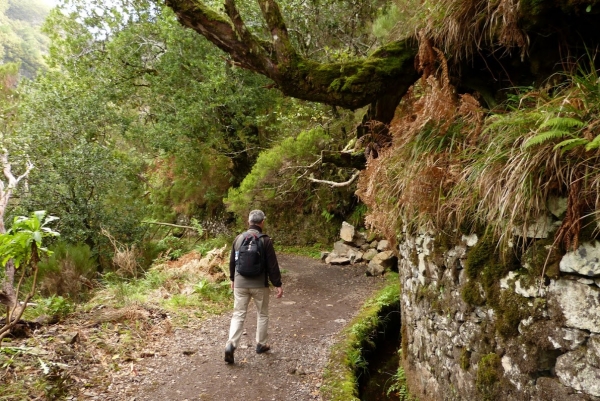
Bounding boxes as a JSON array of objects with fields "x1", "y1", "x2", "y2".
[
  {"x1": 321, "y1": 274, "x2": 400, "y2": 401},
  {"x1": 496, "y1": 291, "x2": 528, "y2": 338},
  {"x1": 461, "y1": 279, "x2": 485, "y2": 305},
  {"x1": 521, "y1": 237, "x2": 561, "y2": 284},
  {"x1": 476, "y1": 353, "x2": 502, "y2": 401},
  {"x1": 460, "y1": 348, "x2": 471, "y2": 370}
]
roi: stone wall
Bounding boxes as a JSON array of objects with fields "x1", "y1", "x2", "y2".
[{"x1": 398, "y1": 230, "x2": 600, "y2": 401}]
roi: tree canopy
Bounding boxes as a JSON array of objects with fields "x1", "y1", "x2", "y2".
[{"x1": 165, "y1": 0, "x2": 600, "y2": 124}]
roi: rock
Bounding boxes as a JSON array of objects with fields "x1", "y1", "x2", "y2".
[
  {"x1": 546, "y1": 327, "x2": 589, "y2": 350},
  {"x1": 366, "y1": 261, "x2": 385, "y2": 276},
  {"x1": 367, "y1": 250, "x2": 398, "y2": 276},
  {"x1": 347, "y1": 250, "x2": 363, "y2": 264},
  {"x1": 556, "y1": 347, "x2": 600, "y2": 397},
  {"x1": 353, "y1": 232, "x2": 367, "y2": 247},
  {"x1": 329, "y1": 257, "x2": 351, "y2": 265},
  {"x1": 461, "y1": 234, "x2": 478, "y2": 247},
  {"x1": 516, "y1": 215, "x2": 555, "y2": 239},
  {"x1": 548, "y1": 279, "x2": 600, "y2": 333},
  {"x1": 360, "y1": 243, "x2": 370, "y2": 251},
  {"x1": 333, "y1": 240, "x2": 355, "y2": 257},
  {"x1": 560, "y1": 241, "x2": 600, "y2": 277},
  {"x1": 370, "y1": 240, "x2": 378, "y2": 249},
  {"x1": 324, "y1": 252, "x2": 338, "y2": 264},
  {"x1": 371, "y1": 250, "x2": 398, "y2": 269},
  {"x1": 377, "y1": 240, "x2": 390, "y2": 251},
  {"x1": 500, "y1": 271, "x2": 546, "y2": 298},
  {"x1": 363, "y1": 249, "x2": 378, "y2": 261},
  {"x1": 547, "y1": 196, "x2": 568, "y2": 218},
  {"x1": 320, "y1": 252, "x2": 329, "y2": 262},
  {"x1": 340, "y1": 222, "x2": 355, "y2": 242}
]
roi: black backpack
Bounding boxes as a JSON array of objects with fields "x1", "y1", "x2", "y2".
[{"x1": 235, "y1": 232, "x2": 267, "y2": 277}]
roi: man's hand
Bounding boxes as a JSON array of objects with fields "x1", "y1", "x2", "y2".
[
  {"x1": 275, "y1": 286, "x2": 283, "y2": 298},
  {"x1": 230, "y1": 281, "x2": 234, "y2": 290}
]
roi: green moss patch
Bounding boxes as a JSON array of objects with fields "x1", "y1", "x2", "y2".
[
  {"x1": 476, "y1": 353, "x2": 502, "y2": 401},
  {"x1": 321, "y1": 273, "x2": 400, "y2": 401}
]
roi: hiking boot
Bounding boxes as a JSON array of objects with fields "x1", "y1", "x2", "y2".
[
  {"x1": 224, "y1": 343, "x2": 235, "y2": 364},
  {"x1": 256, "y1": 343, "x2": 271, "y2": 354}
]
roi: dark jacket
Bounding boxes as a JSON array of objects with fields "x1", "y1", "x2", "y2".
[{"x1": 229, "y1": 225, "x2": 282, "y2": 288}]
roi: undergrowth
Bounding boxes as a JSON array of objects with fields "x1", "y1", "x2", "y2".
[
  {"x1": 321, "y1": 272, "x2": 401, "y2": 401},
  {"x1": 357, "y1": 54, "x2": 600, "y2": 253}
]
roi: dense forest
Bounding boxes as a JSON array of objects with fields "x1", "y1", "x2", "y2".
[{"x1": 2, "y1": 0, "x2": 600, "y2": 398}]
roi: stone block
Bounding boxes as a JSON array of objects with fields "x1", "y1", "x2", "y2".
[
  {"x1": 548, "y1": 279, "x2": 600, "y2": 333},
  {"x1": 560, "y1": 241, "x2": 600, "y2": 277}
]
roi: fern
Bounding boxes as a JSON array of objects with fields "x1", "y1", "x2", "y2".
[
  {"x1": 554, "y1": 138, "x2": 589, "y2": 151},
  {"x1": 585, "y1": 134, "x2": 600, "y2": 151},
  {"x1": 538, "y1": 116, "x2": 585, "y2": 131},
  {"x1": 523, "y1": 129, "x2": 570, "y2": 149}
]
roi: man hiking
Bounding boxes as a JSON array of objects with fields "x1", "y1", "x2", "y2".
[{"x1": 224, "y1": 210, "x2": 283, "y2": 364}]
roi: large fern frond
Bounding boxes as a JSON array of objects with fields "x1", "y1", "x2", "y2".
[
  {"x1": 523, "y1": 129, "x2": 570, "y2": 149},
  {"x1": 538, "y1": 116, "x2": 585, "y2": 131}
]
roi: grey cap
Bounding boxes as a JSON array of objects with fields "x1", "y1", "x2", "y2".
[{"x1": 248, "y1": 210, "x2": 266, "y2": 224}]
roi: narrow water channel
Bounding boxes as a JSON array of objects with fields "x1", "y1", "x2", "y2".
[{"x1": 359, "y1": 305, "x2": 402, "y2": 401}]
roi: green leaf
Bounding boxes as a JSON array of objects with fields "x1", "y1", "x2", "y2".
[{"x1": 586, "y1": 5, "x2": 592, "y2": 12}]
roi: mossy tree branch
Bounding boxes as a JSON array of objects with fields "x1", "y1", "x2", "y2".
[{"x1": 164, "y1": 0, "x2": 419, "y2": 123}]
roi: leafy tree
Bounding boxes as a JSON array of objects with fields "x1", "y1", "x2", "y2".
[{"x1": 0, "y1": 0, "x2": 51, "y2": 78}]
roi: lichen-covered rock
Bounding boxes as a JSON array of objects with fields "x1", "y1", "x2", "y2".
[
  {"x1": 548, "y1": 279, "x2": 600, "y2": 333},
  {"x1": 560, "y1": 241, "x2": 600, "y2": 277},
  {"x1": 556, "y1": 346, "x2": 600, "y2": 397}
]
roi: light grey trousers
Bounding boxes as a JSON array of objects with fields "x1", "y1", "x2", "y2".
[{"x1": 227, "y1": 287, "x2": 270, "y2": 348}]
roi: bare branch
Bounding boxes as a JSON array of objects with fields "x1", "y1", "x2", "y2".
[{"x1": 306, "y1": 170, "x2": 360, "y2": 187}]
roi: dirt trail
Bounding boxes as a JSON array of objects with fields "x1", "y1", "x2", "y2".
[{"x1": 104, "y1": 254, "x2": 386, "y2": 401}]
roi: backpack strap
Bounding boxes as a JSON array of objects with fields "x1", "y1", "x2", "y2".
[{"x1": 257, "y1": 234, "x2": 268, "y2": 286}]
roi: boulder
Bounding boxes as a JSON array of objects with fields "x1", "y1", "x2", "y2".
[
  {"x1": 320, "y1": 251, "x2": 329, "y2": 262},
  {"x1": 340, "y1": 221, "x2": 355, "y2": 242},
  {"x1": 560, "y1": 241, "x2": 600, "y2": 277}
]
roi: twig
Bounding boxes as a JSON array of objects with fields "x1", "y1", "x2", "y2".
[{"x1": 306, "y1": 170, "x2": 360, "y2": 187}]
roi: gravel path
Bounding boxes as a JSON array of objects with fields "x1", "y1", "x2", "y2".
[{"x1": 103, "y1": 254, "x2": 386, "y2": 401}]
